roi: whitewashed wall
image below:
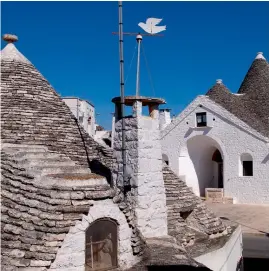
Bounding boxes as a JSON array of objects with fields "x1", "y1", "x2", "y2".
[
  {"x1": 62, "y1": 98, "x2": 95, "y2": 137},
  {"x1": 159, "y1": 109, "x2": 171, "y2": 130},
  {"x1": 161, "y1": 96, "x2": 269, "y2": 204}
]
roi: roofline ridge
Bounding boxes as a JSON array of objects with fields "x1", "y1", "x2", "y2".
[{"x1": 161, "y1": 96, "x2": 269, "y2": 143}]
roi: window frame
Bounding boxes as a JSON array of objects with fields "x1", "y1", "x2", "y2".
[
  {"x1": 196, "y1": 112, "x2": 207, "y2": 127},
  {"x1": 239, "y1": 153, "x2": 254, "y2": 177}
]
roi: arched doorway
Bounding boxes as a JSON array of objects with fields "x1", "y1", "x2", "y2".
[{"x1": 179, "y1": 135, "x2": 224, "y2": 197}]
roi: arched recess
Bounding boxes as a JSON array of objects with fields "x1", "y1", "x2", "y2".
[
  {"x1": 85, "y1": 218, "x2": 118, "y2": 270},
  {"x1": 179, "y1": 135, "x2": 225, "y2": 197},
  {"x1": 50, "y1": 199, "x2": 137, "y2": 270},
  {"x1": 239, "y1": 153, "x2": 253, "y2": 176}
]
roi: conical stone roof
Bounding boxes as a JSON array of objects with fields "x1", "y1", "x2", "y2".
[
  {"x1": 206, "y1": 79, "x2": 234, "y2": 111},
  {"x1": 1, "y1": 36, "x2": 113, "y2": 174},
  {"x1": 206, "y1": 53, "x2": 269, "y2": 138},
  {"x1": 238, "y1": 53, "x2": 269, "y2": 137},
  {"x1": 238, "y1": 52, "x2": 269, "y2": 95},
  {"x1": 206, "y1": 79, "x2": 230, "y2": 96}
]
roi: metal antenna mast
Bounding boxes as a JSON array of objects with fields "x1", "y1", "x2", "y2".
[
  {"x1": 118, "y1": 1, "x2": 127, "y2": 187},
  {"x1": 113, "y1": 17, "x2": 165, "y2": 98},
  {"x1": 114, "y1": 10, "x2": 166, "y2": 188},
  {"x1": 135, "y1": 34, "x2": 142, "y2": 97}
]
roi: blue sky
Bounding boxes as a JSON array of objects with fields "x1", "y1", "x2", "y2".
[{"x1": 2, "y1": 1, "x2": 269, "y2": 129}]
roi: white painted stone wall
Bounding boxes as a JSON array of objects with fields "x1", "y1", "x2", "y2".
[
  {"x1": 159, "y1": 109, "x2": 171, "y2": 130},
  {"x1": 62, "y1": 97, "x2": 95, "y2": 137},
  {"x1": 161, "y1": 95, "x2": 269, "y2": 204},
  {"x1": 94, "y1": 130, "x2": 111, "y2": 147},
  {"x1": 50, "y1": 199, "x2": 138, "y2": 271},
  {"x1": 113, "y1": 101, "x2": 168, "y2": 238}
]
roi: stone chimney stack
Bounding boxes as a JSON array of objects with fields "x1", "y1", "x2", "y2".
[
  {"x1": 112, "y1": 96, "x2": 168, "y2": 238},
  {"x1": 159, "y1": 108, "x2": 171, "y2": 130}
]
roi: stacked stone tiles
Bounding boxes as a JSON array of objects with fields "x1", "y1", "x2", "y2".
[
  {"x1": 1, "y1": 45, "x2": 113, "y2": 177},
  {"x1": 162, "y1": 164, "x2": 227, "y2": 244},
  {"x1": 1, "y1": 146, "x2": 114, "y2": 270},
  {"x1": 125, "y1": 236, "x2": 211, "y2": 271}
]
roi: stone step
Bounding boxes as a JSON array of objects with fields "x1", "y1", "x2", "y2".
[
  {"x1": 2, "y1": 147, "x2": 48, "y2": 155},
  {"x1": 39, "y1": 172, "x2": 108, "y2": 187},
  {"x1": 31, "y1": 165, "x2": 91, "y2": 176},
  {"x1": 1, "y1": 144, "x2": 48, "y2": 153},
  {"x1": 19, "y1": 158, "x2": 75, "y2": 167},
  {"x1": 1, "y1": 143, "x2": 48, "y2": 150},
  {"x1": 15, "y1": 151, "x2": 68, "y2": 160}
]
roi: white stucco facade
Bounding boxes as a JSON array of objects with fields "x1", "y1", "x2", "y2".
[
  {"x1": 62, "y1": 97, "x2": 96, "y2": 137},
  {"x1": 159, "y1": 109, "x2": 171, "y2": 130},
  {"x1": 161, "y1": 95, "x2": 269, "y2": 204}
]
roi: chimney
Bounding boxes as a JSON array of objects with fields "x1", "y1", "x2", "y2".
[
  {"x1": 159, "y1": 108, "x2": 171, "y2": 130},
  {"x1": 112, "y1": 96, "x2": 168, "y2": 238}
]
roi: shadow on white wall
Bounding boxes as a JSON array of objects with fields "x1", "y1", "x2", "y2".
[{"x1": 179, "y1": 135, "x2": 224, "y2": 197}]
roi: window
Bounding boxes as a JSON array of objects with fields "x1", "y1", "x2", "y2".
[
  {"x1": 196, "y1": 112, "x2": 207, "y2": 127},
  {"x1": 85, "y1": 218, "x2": 118, "y2": 271},
  {"x1": 240, "y1": 153, "x2": 253, "y2": 177},
  {"x1": 180, "y1": 210, "x2": 193, "y2": 220}
]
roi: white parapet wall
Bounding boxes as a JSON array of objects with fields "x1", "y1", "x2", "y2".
[{"x1": 194, "y1": 226, "x2": 243, "y2": 271}]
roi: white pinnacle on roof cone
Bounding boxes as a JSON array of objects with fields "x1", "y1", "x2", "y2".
[
  {"x1": 255, "y1": 52, "x2": 266, "y2": 60},
  {"x1": 216, "y1": 79, "x2": 223, "y2": 84},
  {"x1": 1, "y1": 34, "x2": 31, "y2": 64}
]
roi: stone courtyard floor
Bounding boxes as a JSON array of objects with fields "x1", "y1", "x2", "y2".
[{"x1": 205, "y1": 202, "x2": 269, "y2": 235}]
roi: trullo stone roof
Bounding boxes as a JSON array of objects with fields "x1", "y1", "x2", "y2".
[
  {"x1": 1, "y1": 35, "x2": 115, "y2": 270},
  {"x1": 206, "y1": 52, "x2": 269, "y2": 138},
  {"x1": 1, "y1": 37, "x2": 113, "y2": 173}
]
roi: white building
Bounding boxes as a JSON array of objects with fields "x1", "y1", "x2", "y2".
[
  {"x1": 62, "y1": 97, "x2": 96, "y2": 137},
  {"x1": 161, "y1": 52, "x2": 269, "y2": 204}
]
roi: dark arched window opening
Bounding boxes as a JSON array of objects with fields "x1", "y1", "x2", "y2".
[
  {"x1": 212, "y1": 149, "x2": 223, "y2": 163},
  {"x1": 85, "y1": 218, "x2": 118, "y2": 270}
]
